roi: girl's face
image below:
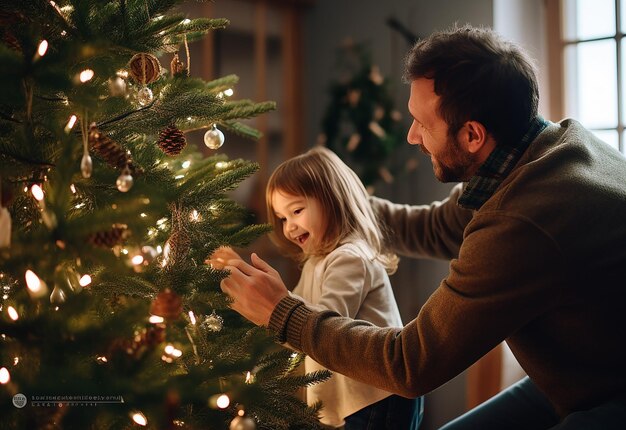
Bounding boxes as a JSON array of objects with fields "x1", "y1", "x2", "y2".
[{"x1": 271, "y1": 190, "x2": 326, "y2": 254}]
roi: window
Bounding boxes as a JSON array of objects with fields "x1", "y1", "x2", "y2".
[{"x1": 561, "y1": 0, "x2": 625, "y2": 153}]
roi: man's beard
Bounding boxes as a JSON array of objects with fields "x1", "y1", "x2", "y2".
[{"x1": 424, "y1": 135, "x2": 479, "y2": 183}]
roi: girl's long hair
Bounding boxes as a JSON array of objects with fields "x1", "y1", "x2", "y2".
[{"x1": 266, "y1": 146, "x2": 398, "y2": 273}]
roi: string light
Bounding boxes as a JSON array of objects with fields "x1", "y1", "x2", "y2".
[
  {"x1": 188, "y1": 311, "x2": 196, "y2": 325},
  {"x1": 7, "y1": 306, "x2": 18, "y2": 321},
  {"x1": 25, "y1": 269, "x2": 48, "y2": 298},
  {"x1": 65, "y1": 114, "x2": 77, "y2": 133},
  {"x1": 182, "y1": 19, "x2": 191, "y2": 25},
  {"x1": 224, "y1": 88, "x2": 234, "y2": 97},
  {"x1": 131, "y1": 255, "x2": 144, "y2": 265},
  {"x1": 0, "y1": 367, "x2": 10, "y2": 384},
  {"x1": 79, "y1": 69, "x2": 95, "y2": 83},
  {"x1": 78, "y1": 274, "x2": 91, "y2": 287},
  {"x1": 131, "y1": 412, "x2": 147, "y2": 426},
  {"x1": 37, "y1": 40, "x2": 48, "y2": 57},
  {"x1": 30, "y1": 185, "x2": 44, "y2": 202},
  {"x1": 181, "y1": 160, "x2": 191, "y2": 169},
  {"x1": 209, "y1": 393, "x2": 230, "y2": 409},
  {"x1": 149, "y1": 315, "x2": 164, "y2": 324}
]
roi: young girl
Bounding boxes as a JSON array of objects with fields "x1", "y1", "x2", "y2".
[{"x1": 212, "y1": 147, "x2": 423, "y2": 429}]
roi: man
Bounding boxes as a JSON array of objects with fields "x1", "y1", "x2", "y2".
[{"x1": 218, "y1": 25, "x2": 626, "y2": 428}]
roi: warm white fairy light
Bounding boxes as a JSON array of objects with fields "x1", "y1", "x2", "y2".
[
  {"x1": 154, "y1": 15, "x2": 164, "y2": 21},
  {"x1": 96, "y1": 356, "x2": 108, "y2": 363},
  {"x1": 245, "y1": 371, "x2": 252, "y2": 384},
  {"x1": 13, "y1": 357, "x2": 19, "y2": 365},
  {"x1": 74, "y1": 202, "x2": 85, "y2": 209},
  {"x1": 25, "y1": 269, "x2": 47, "y2": 297},
  {"x1": 131, "y1": 412, "x2": 147, "y2": 426},
  {"x1": 140, "y1": 213, "x2": 147, "y2": 218},
  {"x1": 79, "y1": 274, "x2": 91, "y2": 287},
  {"x1": 238, "y1": 409, "x2": 245, "y2": 417},
  {"x1": 215, "y1": 161, "x2": 228, "y2": 169},
  {"x1": 0, "y1": 367, "x2": 10, "y2": 384},
  {"x1": 121, "y1": 248, "x2": 129, "y2": 255},
  {"x1": 182, "y1": 18, "x2": 191, "y2": 25},
  {"x1": 190, "y1": 210, "x2": 200, "y2": 222},
  {"x1": 174, "y1": 174, "x2": 184, "y2": 180},
  {"x1": 37, "y1": 40, "x2": 48, "y2": 57},
  {"x1": 224, "y1": 88, "x2": 234, "y2": 97},
  {"x1": 156, "y1": 245, "x2": 163, "y2": 253},
  {"x1": 30, "y1": 184, "x2": 44, "y2": 201},
  {"x1": 164, "y1": 344, "x2": 182, "y2": 358},
  {"x1": 7, "y1": 306, "x2": 18, "y2": 321},
  {"x1": 181, "y1": 160, "x2": 191, "y2": 169},
  {"x1": 215, "y1": 394, "x2": 229, "y2": 409},
  {"x1": 149, "y1": 315, "x2": 164, "y2": 324},
  {"x1": 70, "y1": 184, "x2": 77, "y2": 194},
  {"x1": 79, "y1": 69, "x2": 95, "y2": 83},
  {"x1": 188, "y1": 311, "x2": 196, "y2": 325},
  {"x1": 131, "y1": 255, "x2": 144, "y2": 265},
  {"x1": 65, "y1": 114, "x2": 77, "y2": 132}
]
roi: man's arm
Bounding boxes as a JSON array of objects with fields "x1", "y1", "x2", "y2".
[{"x1": 372, "y1": 183, "x2": 474, "y2": 260}]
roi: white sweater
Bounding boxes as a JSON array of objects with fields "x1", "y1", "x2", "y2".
[{"x1": 291, "y1": 240, "x2": 403, "y2": 427}]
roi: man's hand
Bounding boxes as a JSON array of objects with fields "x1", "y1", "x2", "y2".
[{"x1": 220, "y1": 253, "x2": 289, "y2": 326}]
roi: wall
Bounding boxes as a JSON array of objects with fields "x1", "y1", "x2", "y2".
[{"x1": 302, "y1": 1, "x2": 494, "y2": 428}]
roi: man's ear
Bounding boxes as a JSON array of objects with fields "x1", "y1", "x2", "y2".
[{"x1": 460, "y1": 120, "x2": 488, "y2": 154}]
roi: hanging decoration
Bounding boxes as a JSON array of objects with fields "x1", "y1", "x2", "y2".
[
  {"x1": 229, "y1": 415, "x2": 257, "y2": 430},
  {"x1": 128, "y1": 53, "x2": 161, "y2": 106},
  {"x1": 150, "y1": 288, "x2": 183, "y2": 321},
  {"x1": 88, "y1": 123, "x2": 140, "y2": 175},
  {"x1": 170, "y1": 52, "x2": 187, "y2": 77},
  {"x1": 203, "y1": 123, "x2": 224, "y2": 150},
  {"x1": 87, "y1": 223, "x2": 130, "y2": 248},
  {"x1": 202, "y1": 310, "x2": 223, "y2": 332},
  {"x1": 79, "y1": 114, "x2": 93, "y2": 178},
  {"x1": 158, "y1": 124, "x2": 187, "y2": 156}
]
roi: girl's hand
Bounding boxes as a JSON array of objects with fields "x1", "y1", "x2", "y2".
[{"x1": 207, "y1": 246, "x2": 243, "y2": 269}]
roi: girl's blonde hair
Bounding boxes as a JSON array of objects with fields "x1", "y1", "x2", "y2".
[{"x1": 266, "y1": 146, "x2": 398, "y2": 273}]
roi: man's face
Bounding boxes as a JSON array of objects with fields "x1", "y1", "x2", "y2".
[{"x1": 407, "y1": 78, "x2": 478, "y2": 182}]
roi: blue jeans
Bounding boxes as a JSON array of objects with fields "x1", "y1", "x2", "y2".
[
  {"x1": 440, "y1": 376, "x2": 626, "y2": 430},
  {"x1": 343, "y1": 394, "x2": 424, "y2": 430}
]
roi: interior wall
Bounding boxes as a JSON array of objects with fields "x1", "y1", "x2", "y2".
[{"x1": 302, "y1": 1, "x2": 494, "y2": 429}]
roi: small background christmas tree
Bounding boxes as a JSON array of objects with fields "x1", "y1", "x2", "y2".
[
  {"x1": 318, "y1": 40, "x2": 417, "y2": 190},
  {"x1": 0, "y1": 1, "x2": 328, "y2": 429}
]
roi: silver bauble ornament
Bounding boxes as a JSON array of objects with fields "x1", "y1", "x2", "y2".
[
  {"x1": 108, "y1": 76, "x2": 127, "y2": 97},
  {"x1": 202, "y1": 311, "x2": 223, "y2": 332},
  {"x1": 229, "y1": 416, "x2": 256, "y2": 430},
  {"x1": 81, "y1": 153, "x2": 93, "y2": 178},
  {"x1": 203, "y1": 124, "x2": 224, "y2": 150},
  {"x1": 137, "y1": 86, "x2": 153, "y2": 106},
  {"x1": 116, "y1": 167, "x2": 134, "y2": 192},
  {"x1": 50, "y1": 285, "x2": 66, "y2": 304}
]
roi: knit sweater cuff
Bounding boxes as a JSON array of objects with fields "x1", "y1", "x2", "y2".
[{"x1": 268, "y1": 296, "x2": 312, "y2": 348}]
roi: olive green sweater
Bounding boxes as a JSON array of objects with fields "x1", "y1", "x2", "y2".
[{"x1": 269, "y1": 119, "x2": 626, "y2": 417}]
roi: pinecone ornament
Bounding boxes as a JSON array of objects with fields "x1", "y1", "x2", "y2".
[
  {"x1": 150, "y1": 288, "x2": 182, "y2": 321},
  {"x1": 87, "y1": 224, "x2": 130, "y2": 248},
  {"x1": 158, "y1": 124, "x2": 187, "y2": 156},
  {"x1": 88, "y1": 124, "x2": 140, "y2": 174},
  {"x1": 162, "y1": 229, "x2": 191, "y2": 266}
]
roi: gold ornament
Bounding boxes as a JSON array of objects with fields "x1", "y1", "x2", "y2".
[
  {"x1": 116, "y1": 166, "x2": 134, "y2": 192},
  {"x1": 203, "y1": 124, "x2": 224, "y2": 150},
  {"x1": 128, "y1": 53, "x2": 161, "y2": 85},
  {"x1": 229, "y1": 416, "x2": 256, "y2": 430},
  {"x1": 202, "y1": 311, "x2": 223, "y2": 332},
  {"x1": 137, "y1": 87, "x2": 154, "y2": 106}
]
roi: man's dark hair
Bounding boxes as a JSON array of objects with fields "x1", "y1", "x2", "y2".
[{"x1": 404, "y1": 25, "x2": 539, "y2": 146}]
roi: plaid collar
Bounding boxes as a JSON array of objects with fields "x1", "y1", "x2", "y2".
[{"x1": 457, "y1": 116, "x2": 548, "y2": 210}]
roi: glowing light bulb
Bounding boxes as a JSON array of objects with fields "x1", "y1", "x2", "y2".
[
  {"x1": 188, "y1": 311, "x2": 196, "y2": 325},
  {"x1": 131, "y1": 412, "x2": 147, "y2": 426},
  {"x1": 149, "y1": 315, "x2": 164, "y2": 324},
  {"x1": 224, "y1": 88, "x2": 234, "y2": 97},
  {"x1": 25, "y1": 269, "x2": 47, "y2": 297},
  {"x1": 216, "y1": 394, "x2": 229, "y2": 409},
  {"x1": 37, "y1": 40, "x2": 48, "y2": 57},
  {"x1": 131, "y1": 255, "x2": 144, "y2": 265},
  {"x1": 79, "y1": 69, "x2": 95, "y2": 83},
  {"x1": 65, "y1": 114, "x2": 77, "y2": 132},
  {"x1": 7, "y1": 306, "x2": 18, "y2": 321},
  {"x1": 0, "y1": 367, "x2": 10, "y2": 384},
  {"x1": 30, "y1": 185, "x2": 44, "y2": 201},
  {"x1": 79, "y1": 274, "x2": 91, "y2": 287}
]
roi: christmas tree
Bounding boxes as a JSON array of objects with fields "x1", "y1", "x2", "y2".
[
  {"x1": 318, "y1": 41, "x2": 415, "y2": 190},
  {"x1": 0, "y1": 1, "x2": 328, "y2": 429}
]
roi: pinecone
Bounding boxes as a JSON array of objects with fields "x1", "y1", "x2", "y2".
[
  {"x1": 150, "y1": 288, "x2": 182, "y2": 321},
  {"x1": 87, "y1": 224, "x2": 130, "y2": 248},
  {"x1": 158, "y1": 124, "x2": 187, "y2": 156},
  {"x1": 162, "y1": 229, "x2": 191, "y2": 266},
  {"x1": 88, "y1": 124, "x2": 141, "y2": 174}
]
